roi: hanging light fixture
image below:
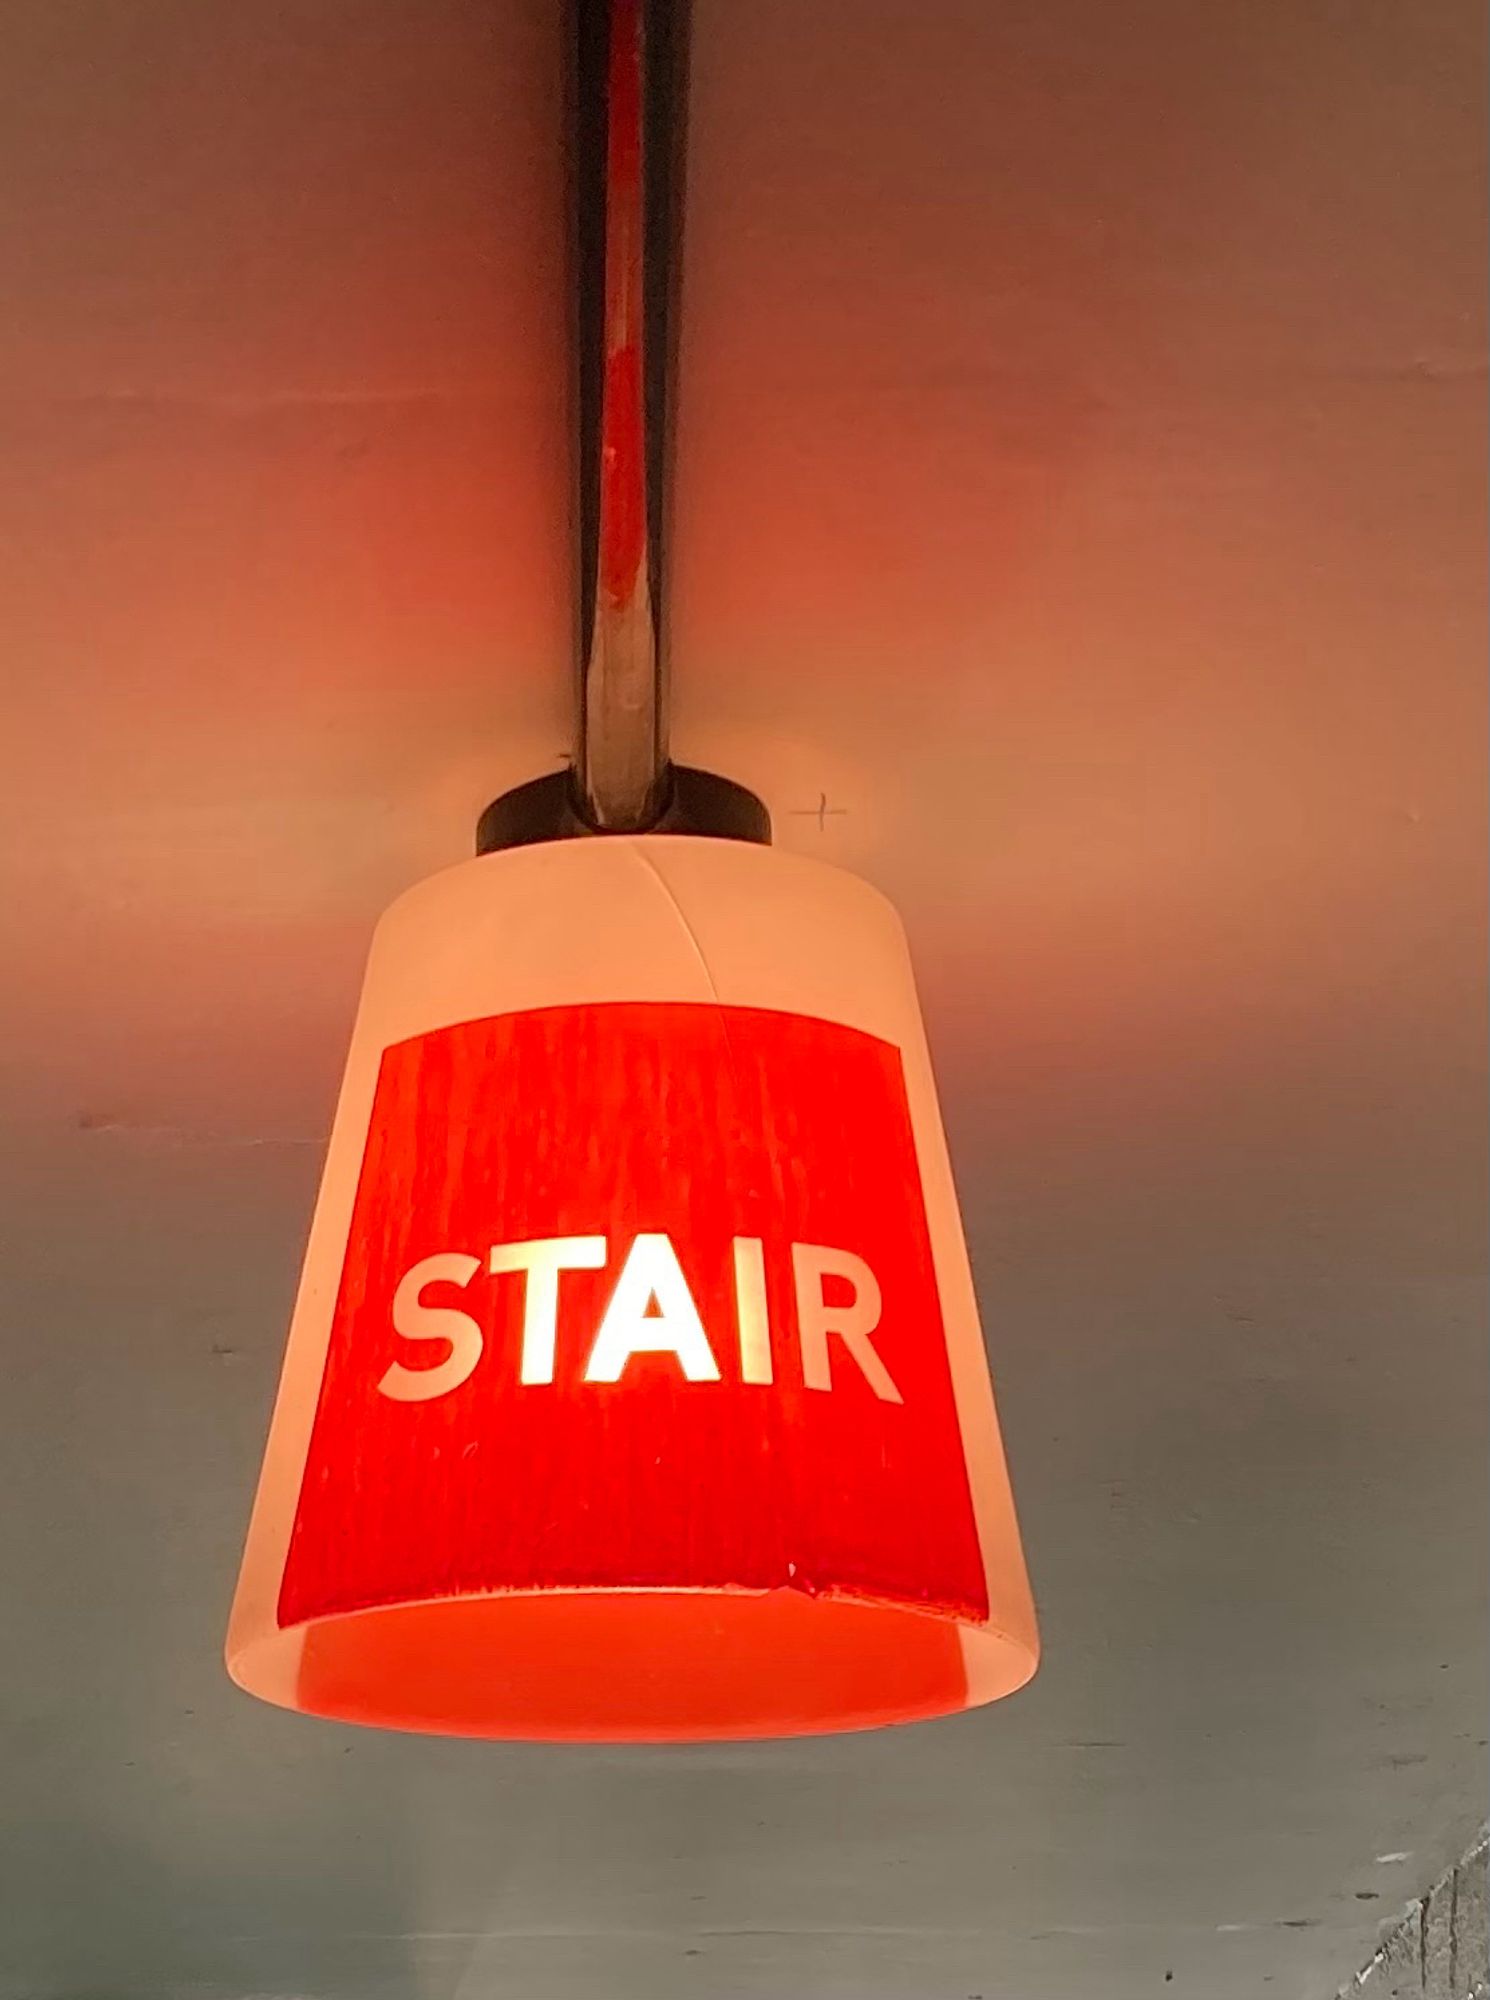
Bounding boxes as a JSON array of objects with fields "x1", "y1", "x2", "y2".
[{"x1": 226, "y1": 0, "x2": 1038, "y2": 1740}]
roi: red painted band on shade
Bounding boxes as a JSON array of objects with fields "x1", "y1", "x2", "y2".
[{"x1": 279, "y1": 1001, "x2": 989, "y2": 1633}]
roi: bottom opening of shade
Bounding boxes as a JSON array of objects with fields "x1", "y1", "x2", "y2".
[{"x1": 228, "y1": 1589, "x2": 1037, "y2": 1741}]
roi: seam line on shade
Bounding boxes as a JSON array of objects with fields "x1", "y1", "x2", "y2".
[{"x1": 631, "y1": 842, "x2": 724, "y2": 1006}]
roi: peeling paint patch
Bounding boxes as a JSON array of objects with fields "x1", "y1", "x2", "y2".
[{"x1": 1341, "y1": 1827, "x2": 1488, "y2": 2000}]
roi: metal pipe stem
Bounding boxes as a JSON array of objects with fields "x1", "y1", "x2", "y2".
[{"x1": 573, "y1": 0, "x2": 685, "y2": 831}]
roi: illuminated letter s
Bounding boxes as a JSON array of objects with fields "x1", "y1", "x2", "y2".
[{"x1": 378, "y1": 1252, "x2": 483, "y2": 1402}]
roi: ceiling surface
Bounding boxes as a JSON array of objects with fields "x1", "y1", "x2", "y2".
[{"x1": 0, "y1": 3, "x2": 1485, "y2": 1997}]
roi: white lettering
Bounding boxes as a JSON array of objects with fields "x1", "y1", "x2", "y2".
[
  {"x1": 378, "y1": 1252, "x2": 483, "y2": 1401},
  {"x1": 791, "y1": 1242, "x2": 902, "y2": 1403},
  {"x1": 379, "y1": 1235, "x2": 900, "y2": 1404},
  {"x1": 732, "y1": 1235, "x2": 772, "y2": 1384},
  {"x1": 489, "y1": 1236, "x2": 609, "y2": 1384},
  {"x1": 583, "y1": 1232, "x2": 722, "y2": 1383}
]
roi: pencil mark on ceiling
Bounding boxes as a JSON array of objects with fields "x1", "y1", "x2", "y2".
[{"x1": 789, "y1": 791, "x2": 847, "y2": 834}]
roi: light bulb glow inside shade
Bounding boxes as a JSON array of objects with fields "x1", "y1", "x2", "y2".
[{"x1": 226, "y1": 837, "x2": 1038, "y2": 1739}]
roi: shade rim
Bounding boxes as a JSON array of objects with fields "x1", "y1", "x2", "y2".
[{"x1": 227, "y1": 1584, "x2": 1039, "y2": 1742}]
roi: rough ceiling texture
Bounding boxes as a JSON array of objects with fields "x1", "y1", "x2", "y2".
[{"x1": 0, "y1": 2, "x2": 1484, "y2": 1998}]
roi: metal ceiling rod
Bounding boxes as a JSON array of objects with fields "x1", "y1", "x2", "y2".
[
  {"x1": 475, "y1": 0, "x2": 769, "y2": 856},
  {"x1": 572, "y1": 0, "x2": 683, "y2": 831}
]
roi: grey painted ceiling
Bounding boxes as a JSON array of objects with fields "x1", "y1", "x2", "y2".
[{"x1": 0, "y1": 2, "x2": 1484, "y2": 1997}]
